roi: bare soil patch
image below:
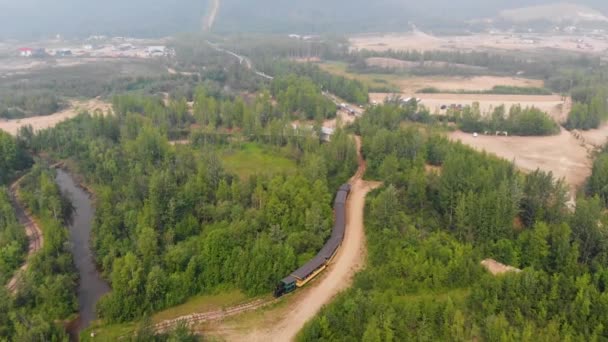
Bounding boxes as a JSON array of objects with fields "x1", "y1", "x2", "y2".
[
  {"x1": 449, "y1": 129, "x2": 592, "y2": 199},
  {"x1": 576, "y1": 123, "x2": 608, "y2": 148},
  {"x1": 0, "y1": 99, "x2": 111, "y2": 136},
  {"x1": 390, "y1": 76, "x2": 545, "y2": 94},
  {"x1": 351, "y1": 31, "x2": 608, "y2": 54},
  {"x1": 371, "y1": 92, "x2": 567, "y2": 121},
  {"x1": 481, "y1": 259, "x2": 521, "y2": 276}
]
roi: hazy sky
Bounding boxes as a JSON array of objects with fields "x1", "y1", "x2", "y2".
[{"x1": 0, "y1": 0, "x2": 607, "y2": 39}]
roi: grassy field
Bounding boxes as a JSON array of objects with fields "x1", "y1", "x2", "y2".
[
  {"x1": 152, "y1": 290, "x2": 247, "y2": 323},
  {"x1": 318, "y1": 61, "x2": 401, "y2": 92},
  {"x1": 80, "y1": 290, "x2": 248, "y2": 341},
  {"x1": 221, "y1": 143, "x2": 297, "y2": 180}
]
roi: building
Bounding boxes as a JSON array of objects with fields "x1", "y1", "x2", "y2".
[
  {"x1": 56, "y1": 49, "x2": 72, "y2": 57},
  {"x1": 147, "y1": 46, "x2": 167, "y2": 57},
  {"x1": 321, "y1": 127, "x2": 335, "y2": 142},
  {"x1": 18, "y1": 48, "x2": 33, "y2": 57}
]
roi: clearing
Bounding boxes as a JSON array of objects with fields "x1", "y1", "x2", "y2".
[
  {"x1": 319, "y1": 58, "x2": 560, "y2": 101},
  {"x1": 575, "y1": 123, "x2": 608, "y2": 148},
  {"x1": 0, "y1": 99, "x2": 111, "y2": 136},
  {"x1": 220, "y1": 143, "x2": 298, "y2": 180},
  {"x1": 449, "y1": 129, "x2": 592, "y2": 199},
  {"x1": 392, "y1": 75, "x2": 545, "y2": 94},
  {"x1": 372, "y1": 93, "x2": 567, "y2": 121},
  {"x1": 350, "y1": 30, "x2": 608, "y2": 54},
  {"x1": 481, "y1": 259, "x2": 522, "y2": 276}
]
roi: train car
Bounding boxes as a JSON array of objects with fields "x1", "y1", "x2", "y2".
[
  {"x1": 274, "y1": 275, "x2": 297, "y2": 297},
  {"x1": 290, "y1": 255, "x2": 327, "y2": 287},
  {"x1": 274, "y1": 183, "x2": 351, "y2": 297}
]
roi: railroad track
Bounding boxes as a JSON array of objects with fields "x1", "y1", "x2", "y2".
[{"x1": 145, "y1": 299, "x2": 277, "y2": 334}]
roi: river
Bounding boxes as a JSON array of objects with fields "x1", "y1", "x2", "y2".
[{"x1": 55, "y1": 169, "x2": 110, "y2": 334}]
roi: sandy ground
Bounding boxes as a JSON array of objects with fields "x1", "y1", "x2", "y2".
[
  {"x1": 481, "y1": 259, "x2": 521, "y2": 275},
  {"x1": 370, "y1": 92, "x2": 567, "y2": 120},
  {"x1": 6, "y1": 175, "x2": 44, "y2": 294},
  {"x1": 449, "y1": 129, "x2": 592, "y2": 199},
  {"x1": 208, "y1": 137, "x2": 381, "y2": 342},
  {"x1": 351, "y1": 31, "x2": 608, "y2": 54},
  {"x1": 576, "y1": 123, "x2": 608, "y2": 148},
  {"x1": 389, "y1": 76, "x2": 545, "y2": 94},
  {"x1": 0, "y1": 99, "x2": 111, "y2": 136}
]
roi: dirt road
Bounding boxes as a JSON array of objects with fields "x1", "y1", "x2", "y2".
[
  {"x1": 6, "y1": 175, "x2": 44, "y2": 294},
  {"x1": 0, "y1": 99, "x2": 111, "y2": 136},
  {"x1": 203, "y1": 0, "x2": 220, "y2": 32}
]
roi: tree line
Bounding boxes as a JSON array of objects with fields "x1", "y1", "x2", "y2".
[
  {"x1": 454, "y1": 104, "x2": 560, "y2": 136},
  {"x1": 565, "y1": 85, "x2": 608, "y2": 130}
]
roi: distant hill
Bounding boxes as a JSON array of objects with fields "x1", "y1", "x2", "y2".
[{"x1": 499, "y1": 3, "x2": 608, "y2": 23}]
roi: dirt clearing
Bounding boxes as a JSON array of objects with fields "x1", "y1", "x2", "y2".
[
  {"x1": 0, "y1": 99, "x2": 111, "y2": 136},
  {"x1": 481, "y1": 259, "x2": 521, "y2": 276},
  {"x1": 575, "y1": 123, "x2": 608, "y2": 148},
  {"x1": 392, "y1": 76, "x2": 545, "y2": 94},
  {"x1": 371, "y1": 92, "x2": 567, "y2": 121},
  {"x1": 351, "y1": 31, "x2": 608, "y2": 54},
  {"x1": 449, "y1": 129, "x2": 592, "y2": 198}
]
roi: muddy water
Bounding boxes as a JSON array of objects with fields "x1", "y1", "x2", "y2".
[{"x1": 55, "y1": 169, "x2": 110, "y2": 334}]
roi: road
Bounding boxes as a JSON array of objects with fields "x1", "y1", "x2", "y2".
[
  {"x1": 5, "y1": 175, "x2": 44, "y2": 294},
  {"x1": 202, "y1": 0, "x2": 220, "y2": 32}
]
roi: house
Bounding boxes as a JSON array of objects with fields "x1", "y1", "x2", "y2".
[
  {"x1": 56, "y1": 49, "x2": 72, "y2": 57},
  {"x1": 18, "y1": 48, "x2": 33, "y2": 57},
  {"x1": 32, "y1": 48, "x2": 47, "y2": 58},
  {"x1": 147, "y1": 46, "x2": 167, "y2": 57}
]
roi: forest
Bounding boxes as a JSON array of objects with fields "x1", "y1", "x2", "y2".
[
  {"x1": 0, "y1": 188, "x2": 27, "y2": 287},
  {"x1": 19, "y1": 84, "x2": 357, "y2": 325},
  {"x1": 0, "y1": 166, "x2": 76, "y2": 341},
  {"x1": 565, "y1": 85, "x2": 608, "y2": 130},
  {"x1": 3, "y1": 31, "x2": 608, "y2": 340},
  {"x1": 299, "y1": 103, "x2": 608, "y2": 341}
]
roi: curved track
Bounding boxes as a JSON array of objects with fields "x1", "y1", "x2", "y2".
[{"x1": 6, "y1": 175, "x2": 44, "y2": 294}]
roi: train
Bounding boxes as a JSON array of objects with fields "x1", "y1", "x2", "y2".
[{"x1": 274, "y1": 183, "x2": 351, "y2": 297}]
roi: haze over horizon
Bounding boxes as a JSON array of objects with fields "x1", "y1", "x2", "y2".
[{"x1": 1, "y1": 0, "x2": 608, "y2": 39}]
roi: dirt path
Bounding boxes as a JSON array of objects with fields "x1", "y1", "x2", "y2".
[
  {"x1": 5, "y1": 175, "x2": 44, "y2": 294},
  {"x1": 0, "y1": 99, "x2": 111, "y2": 136}
]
